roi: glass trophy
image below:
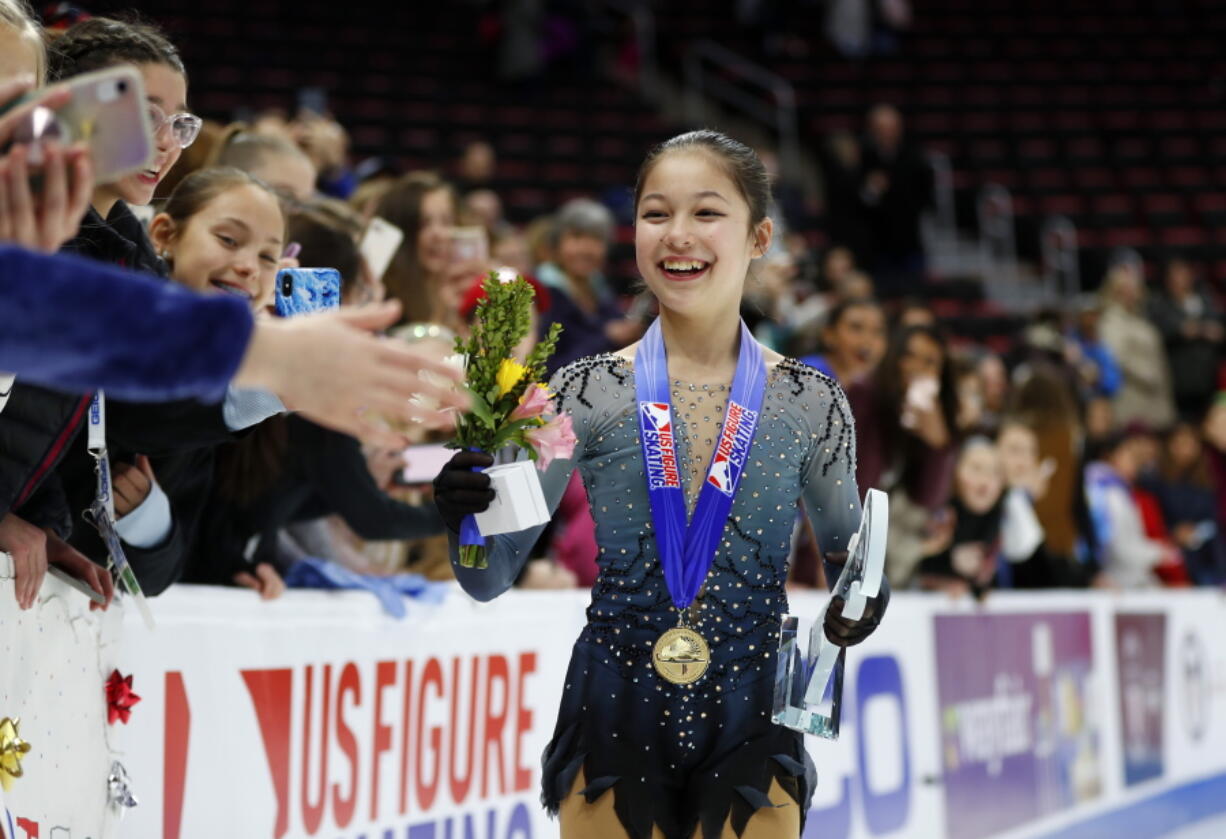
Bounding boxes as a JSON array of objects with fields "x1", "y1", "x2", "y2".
[{"x1": 773, "y1": 488, "x2": 888, "y2": 739}]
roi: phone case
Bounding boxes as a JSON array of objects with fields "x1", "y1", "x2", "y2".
[
  {"x1": 360, "y1": 216, "x2": 405, "y2": 280},
  {"x1": 0, "y1": 66, "x2": 153, "y2": 186},
  {"x1": 450, "y1": 226, "x2": 488, "y2": 263},
  {"x1": 274, "y1": 267, "x2": 341, "y2": 317},
  {"x1": 52, "y1": 65, "x2": 155, "y2": 184}
]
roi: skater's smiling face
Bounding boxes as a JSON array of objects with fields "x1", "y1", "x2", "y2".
[{"x1": 634, "y1": 147, "x2": 772, "y2": 321}]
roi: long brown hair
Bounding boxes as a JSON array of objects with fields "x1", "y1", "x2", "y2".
[
  {"x1": 374, "y1": 171, "x2": 455, "y2": 324},
  {"x1": 874, "y1": 324, "x2": 960, "y2": 458}
]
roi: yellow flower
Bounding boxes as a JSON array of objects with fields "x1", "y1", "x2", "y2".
[{"x1": 496, "y1": 358, "x2": 528, "y2": 397}]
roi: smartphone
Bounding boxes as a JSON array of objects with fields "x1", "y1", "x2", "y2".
[
  {"x1": 360, "y1": 216, "x2": 405, "y2": 280},
  {"x1": 274, "y1": 267, "x2": 341, "y2": 318},
  {"x1": 450, "y1": 226, "x2": 488, "y2": 264},
  {"x1": 1, "y1": 65, "x2": 154, "y2": 184},
  {"x1": 397, "y1": 444, "x2": 456, "y2": 485}
]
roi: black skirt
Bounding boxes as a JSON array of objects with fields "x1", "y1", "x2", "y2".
[{"x1": 541, "y1": 640, "x2": 816, "y2": 839}]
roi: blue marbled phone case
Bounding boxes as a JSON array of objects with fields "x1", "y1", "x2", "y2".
[{"x1": 273, "y1": 267, "x2": 341, "y2": 317}]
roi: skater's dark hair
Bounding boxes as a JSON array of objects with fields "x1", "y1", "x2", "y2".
[{"x1": 633, "y1": 129, "x2": 771, "y2": 230}]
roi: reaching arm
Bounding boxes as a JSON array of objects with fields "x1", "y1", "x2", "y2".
[
  {"x1": 292, "y1": 418, "x2": 445, "y2": 541},
  {"x1": 443, "y1": 450, "x2": 578, "y2": 602},
  {"x1": 436, "y1": 364, "x2": 592, "y2": 602},
  {"x1": 0, "y1": 245, "x2": 252, "y2": 402}
]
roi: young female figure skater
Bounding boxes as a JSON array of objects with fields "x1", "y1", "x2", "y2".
[{"x1": 434, "y1": 131, "x2": 887, "y2": 839}]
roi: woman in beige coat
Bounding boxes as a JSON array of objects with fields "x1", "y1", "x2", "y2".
[{"x1": 1098, "y1": 263, "x2": 1177, "y2": 431}]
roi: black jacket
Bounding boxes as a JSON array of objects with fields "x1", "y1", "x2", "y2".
[
  {"x1": 60, "y1": 397, "x2": 240, "y2": 595},
  {"x1": 187, "y1": 416, "x2": 444, "y2": 584},
  {"x1": 55, "y1": 203, "x2": 253, "y2": 595},
  {"x1": 2, "y1": 201, "x2": 243, "y2": 595},
  {"x1": 0, "y1": 203, "x2": 161, "y2": 531}
]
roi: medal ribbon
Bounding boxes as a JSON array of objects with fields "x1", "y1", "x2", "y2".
[{"x1": 635, "y1": 319, "x2": 767, "y2": 613}]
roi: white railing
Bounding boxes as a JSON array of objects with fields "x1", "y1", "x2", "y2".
[{"x1": 683, "y1": 39, "x2": 802, "y2": 178}]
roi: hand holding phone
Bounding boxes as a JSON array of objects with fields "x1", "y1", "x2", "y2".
[
  {"x1": 0, "y1": 65, "x2": 155, "y2": 185},
  {"x1": 450, "y1": 226, "x2": 488, "y2": 264},
  {"x1": 360, "y1": 216, "x2": 404, "y2": 281},
  {"x1": 274, "y1": 267, "x2": 342, "y2": 318},
  {"x1": 0, "y1": 76, "x2": 95, "y2": 252}
]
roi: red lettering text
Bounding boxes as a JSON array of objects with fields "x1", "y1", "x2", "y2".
[
  {"x1": 369, "y1": 660, "x2": 397, "y2": 821},
  {"x1": 398, "y1": 659, "x2": 415, "y2": 814},
  {"x1": 514, "y1": 652, "x2": 538, "y2": 792},
  {"x1": 448, "y1": 656, "x2": 481, "y2": 805},
  {"x1": 300, "y1": 664, "x2": 331, "y2": 834},
  {"x1": 333, "y1": 662, "x2": 361, "y2": 827},
  {"x1": 482, "y1": 654, "x2": 510, "y2": 797},
  {"x1": 416, "y1": 657, "x2": 444, "y2": 809}
]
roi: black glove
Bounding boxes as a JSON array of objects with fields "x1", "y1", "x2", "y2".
[
  {"x1": 433, "y1": 450, "x2": 496, "y2": 533},
  {"x1": 823, "y1": 576, "x2": 891, "y2": 648}
]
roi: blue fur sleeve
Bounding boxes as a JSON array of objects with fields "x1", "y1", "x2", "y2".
[{"x1": 0, "y1": 246, "x2": 253, "y2": 403}]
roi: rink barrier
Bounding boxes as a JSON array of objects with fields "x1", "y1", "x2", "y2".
[{"x1": 2, "y1": 579, "x2": 1226, "y2": 838}]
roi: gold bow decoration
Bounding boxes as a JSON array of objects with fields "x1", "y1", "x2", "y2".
[{"x1": 0, "y1": 717, "x2": 31, "y2": 791}]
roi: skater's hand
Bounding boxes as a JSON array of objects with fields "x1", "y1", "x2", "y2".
[
  {"x1": 433, "y1": 449, "x2": 495, "y2": 533},
  {"x1": 824, "y1": 577, "x2": 890, "y2": 647}
]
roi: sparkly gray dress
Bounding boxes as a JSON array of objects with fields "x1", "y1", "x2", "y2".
[{"x1": 450, "y1": 353, "x2": 861, "y2": 839}]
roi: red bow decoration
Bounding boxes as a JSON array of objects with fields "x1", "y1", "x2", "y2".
[{"x1": 105, "y1": 670, "x2": 141, "y2": 725}]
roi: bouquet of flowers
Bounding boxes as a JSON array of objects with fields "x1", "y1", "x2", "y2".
[{"x1": 452, "y1": 271, "x2": 576, "y2": 568}]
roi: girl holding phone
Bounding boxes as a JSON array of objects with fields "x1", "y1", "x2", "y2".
[
  {"x1": 57, "y1": 166, "x2": 288, "y2": 597},
  {"x1": 190, "y1": 200, "x2": 446, "y2": 597},
  {"x1": 374, "y1": 171, "x2": 459, "y2": 330},
  {"x1": 434, "y1": 131, "x2": 888, "y2": 839}
]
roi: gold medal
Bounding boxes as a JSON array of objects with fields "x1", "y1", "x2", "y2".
[{"x1": 652, "y1": 625, "x2": 710, "y2": 685}]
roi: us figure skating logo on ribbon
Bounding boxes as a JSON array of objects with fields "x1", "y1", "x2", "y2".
[
  {"x1": 640, "y1": 402, "x2": 682, "y2": 489},
  {"x1": 706, "y1": 401, "x2": 757, "y2": 496}
]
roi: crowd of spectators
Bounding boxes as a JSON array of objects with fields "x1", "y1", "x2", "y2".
[{"x1": 2, "y1": 0, "x2": 1224, "y2": 619}]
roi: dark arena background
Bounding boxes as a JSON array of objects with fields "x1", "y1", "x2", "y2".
[{"x1": 2, "y1": 1, "x2": 1226, "y2": 838}]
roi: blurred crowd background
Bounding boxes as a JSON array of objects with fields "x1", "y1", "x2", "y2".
[{"x1": 24, "y1": 0, "x2": 1226, "y2": 597}]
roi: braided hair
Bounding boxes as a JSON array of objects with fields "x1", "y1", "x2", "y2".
[{"x1": 48, "y1": 16, "x2": 184, "y2": 82}]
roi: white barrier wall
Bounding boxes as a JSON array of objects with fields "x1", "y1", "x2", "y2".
[{"x1": 2, "y1": 578, "x2": 1226, "y2": 839}]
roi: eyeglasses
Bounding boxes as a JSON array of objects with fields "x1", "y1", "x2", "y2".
[{"x1": 148, "y1": 102, "x2": 202, "y2": 149}]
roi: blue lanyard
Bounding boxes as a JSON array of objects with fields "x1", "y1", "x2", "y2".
[{"x1": 634, "y1": 319, "x2": 768, "y2": 612}]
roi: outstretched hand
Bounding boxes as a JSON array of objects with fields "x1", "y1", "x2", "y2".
[{"x1": 234, "y1": 300, "x2": 470, "y2": 448}]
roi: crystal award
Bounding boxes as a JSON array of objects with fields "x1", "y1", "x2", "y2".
[{"x1": 772, "y1": 488, "x2": 888, "y2": 739}]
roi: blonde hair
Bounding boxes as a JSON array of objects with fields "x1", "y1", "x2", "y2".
[
  {"x1": 1101, "y1": 262, "x2": 1145, "y2": 310},
  {"x1": 0, "y1": 0, "x2": 47, "y2": 84}
]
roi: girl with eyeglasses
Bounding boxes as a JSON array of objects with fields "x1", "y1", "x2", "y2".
[
  {"x1": 0, "y1": 18, "x2": 285, "y2": 609},
  {"x1": 48, "y1": 17, "x2": 201, "y2": 223}
]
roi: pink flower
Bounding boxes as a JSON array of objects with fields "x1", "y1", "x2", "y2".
[
  {"x1": 525, "y1": 412, "x2": 577, "y2": 470},
  {"x1": 510, "y1": 384, "x2": 552, "y2": 421}
]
